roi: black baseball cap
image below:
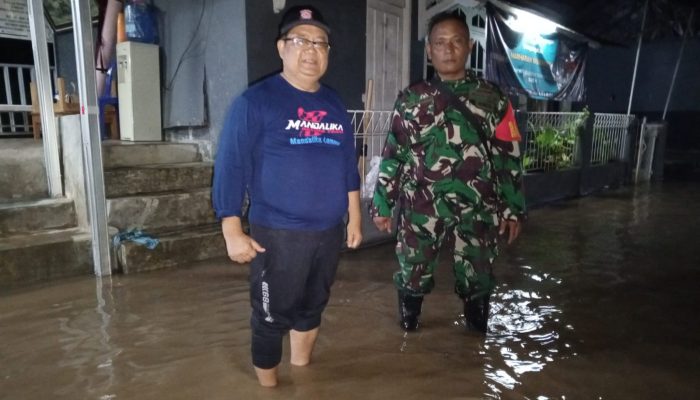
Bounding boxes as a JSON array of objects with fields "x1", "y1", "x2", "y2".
[{"x1": 278, "y1": 5, "x2": 331, "y2": 37}]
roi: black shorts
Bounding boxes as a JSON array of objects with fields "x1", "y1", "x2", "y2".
[{"x1": 248, "y1": 223, "x2": 344, "y2": 369}]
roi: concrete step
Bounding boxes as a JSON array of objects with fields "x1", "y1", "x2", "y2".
[
  {"x1": 107, "y1": 188, "x2": 217, "y2": 232},
  {"x1": 0, "y1": 198, "x2": 77, "y2": 236},
  {"x1": 0, "y1": 139, "x2": 48, "y2": 202},
  {"x1": 102, "y1": 141, "x2": 202, "y2": 168},
  {"x1": 115, "y1": 224, "x2": 226, "y2": 274},
  {"x1": 104, "y1": 162, "x2": 213, "y2": 197},
  {"x1": 0, "y1": 228, "x2": 93, "y2": 290}
]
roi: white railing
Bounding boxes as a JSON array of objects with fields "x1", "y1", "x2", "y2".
[
  {"x1": 518, "y1": 111, "x2": 587, "y2": 172},
  {"x1": 1, "y1": 63, "x2": 35, "y2": 136},
  {"x1": 349, "y1": 109, "x2": 393, "y2": 158},
  {"x1": 0, "y1": 63, "x2": 58, "y2": 137},
  {"x1": 348, "y1": 109, "x2": 394, "y2": 198},
  {"x1": 519, "y1": 111, "x2": 637, "y2": 172},
  {"x1": 592, "y1": 113, "x2": 635, "y2": 164},
  {"x1": 349, "y1": 109, "x2": 638, "y2": 186}
]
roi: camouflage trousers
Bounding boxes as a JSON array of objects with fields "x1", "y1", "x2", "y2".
[{"x1": 393, "y1": 208, "x2": 499, "y2": 300}]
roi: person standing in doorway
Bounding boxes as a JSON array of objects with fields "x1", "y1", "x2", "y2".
[
  {"x1": 371, "y1": 11, "x2": 525, "y2": 334},
  {"x1": 213, "y1": 5, "x2": 362, "y2": 387}
]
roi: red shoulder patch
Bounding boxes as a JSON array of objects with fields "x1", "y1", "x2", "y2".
[{"x1": 495, "y1": 102, "x2": 521, "y2": 141}]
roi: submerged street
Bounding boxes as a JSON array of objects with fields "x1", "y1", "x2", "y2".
[{"x1": 1, "y1": 181, "x2": 699, "y2": 399}]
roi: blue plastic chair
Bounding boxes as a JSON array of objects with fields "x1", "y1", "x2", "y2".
[{"x1": 98, "y1": 60, "x2": 119, "y2": 139}]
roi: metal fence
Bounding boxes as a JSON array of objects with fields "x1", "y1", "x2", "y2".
[
  {"x1": 591, "y1": 113, "x2": 636, "y2": 165},
  {"x1": 518, "y1": 111, "x2": 637, "y2": 173},
  {"x1": 350, "y1": 109, "x2": 639, "y2": 187},
  {"x1": 348, "y1": 109, "x2": 394, "y2": 197},
  {"x1": 517, "y1": 111, "x2": 586, "y2": 172}
]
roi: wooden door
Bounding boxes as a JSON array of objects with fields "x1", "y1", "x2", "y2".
[{"x1": 366, "y1": 0, "x2": 409, "y2": 111}]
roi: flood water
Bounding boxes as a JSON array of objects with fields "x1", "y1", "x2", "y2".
[{"x1": 2, "y1": 182, "x2": 699, "y2": 399}]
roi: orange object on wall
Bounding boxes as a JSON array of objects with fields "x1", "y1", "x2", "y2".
[{"x1": 117, "y1": 12, "x2": 127, "y2": 43}]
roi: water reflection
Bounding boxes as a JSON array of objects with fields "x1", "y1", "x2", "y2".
[
  {"x1": 482, "y1": 268, "x2": 571, "y2": 397},
  {"x1": 95, "y1": 277, "x2": 117, "y2": 399},
  {"x1": 55, "y1": 277, "x2": 120, "y2": 399}
]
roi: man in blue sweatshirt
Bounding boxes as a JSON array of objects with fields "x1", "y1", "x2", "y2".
[{"x1": 212, "y1": 5, "x2": 362, "y2": 387}]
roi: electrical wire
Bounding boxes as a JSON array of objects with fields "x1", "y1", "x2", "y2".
[{"x1": 164, "y1": 0, "x2": 207, "y2": 91}]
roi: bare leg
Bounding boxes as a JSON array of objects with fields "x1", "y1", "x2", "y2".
[
  {"x1": 289, "y1": 328, "x2": 319, "y2": 366},
  {"x1": 254, "y1": 366, "x2": 278, "y2": 387},
  {"x1": 95, "y1": 0, "x2": 122, "y2": 96}
]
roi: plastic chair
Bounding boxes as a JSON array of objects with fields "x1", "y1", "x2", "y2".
[{"x1": 98, "y1": 60, "x2": 119, "y2": 140}]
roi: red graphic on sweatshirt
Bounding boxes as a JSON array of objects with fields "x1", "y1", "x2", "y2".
[{"x1": 298, "y1": 107, "x2": 328, "y2": 137}]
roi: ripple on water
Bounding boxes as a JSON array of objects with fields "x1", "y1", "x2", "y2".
[{"x1": 482, "y1": 274, "x2": 574, "y2": 396}]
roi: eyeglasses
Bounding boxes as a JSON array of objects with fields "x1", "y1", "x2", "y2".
[{"x1": 283, "y1": 37, "x2": 331, "y2": 52}]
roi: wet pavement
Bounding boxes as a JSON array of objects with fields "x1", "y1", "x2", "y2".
[{"x1": 1, "y1": 182, "x2": 699, "y2": 399}]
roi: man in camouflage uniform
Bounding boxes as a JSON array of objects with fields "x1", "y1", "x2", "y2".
[{"x1": 371, "y1": 11, "x2": 525, "y2": 333}]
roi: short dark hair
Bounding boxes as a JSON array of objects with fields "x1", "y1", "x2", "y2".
[{"x1": 427, "y1": 11, "x2": 470, "y2": 40}]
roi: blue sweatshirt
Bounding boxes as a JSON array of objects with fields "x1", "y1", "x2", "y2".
[{"x1": 213, "y1": 74, "x2": 360, "y2": 231}]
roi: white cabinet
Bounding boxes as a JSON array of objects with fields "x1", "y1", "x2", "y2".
[{"x1": 117, "y1": 41, "x2": 161, "y2": 141}]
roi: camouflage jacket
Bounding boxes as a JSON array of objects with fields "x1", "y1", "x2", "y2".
[{"x1": 371, "y1": 70, "x2": 526, "y2": 223}]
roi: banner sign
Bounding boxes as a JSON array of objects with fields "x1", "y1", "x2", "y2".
[
  {"x1": 485, "y1": 3, "x2": 587, "y2": 101},
  {"x1": 0, "y1": 0, "x2": 30, "y2": 40},
  {"x1": 0, "y1": 0, "x2": 54, "y2": 42}
]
